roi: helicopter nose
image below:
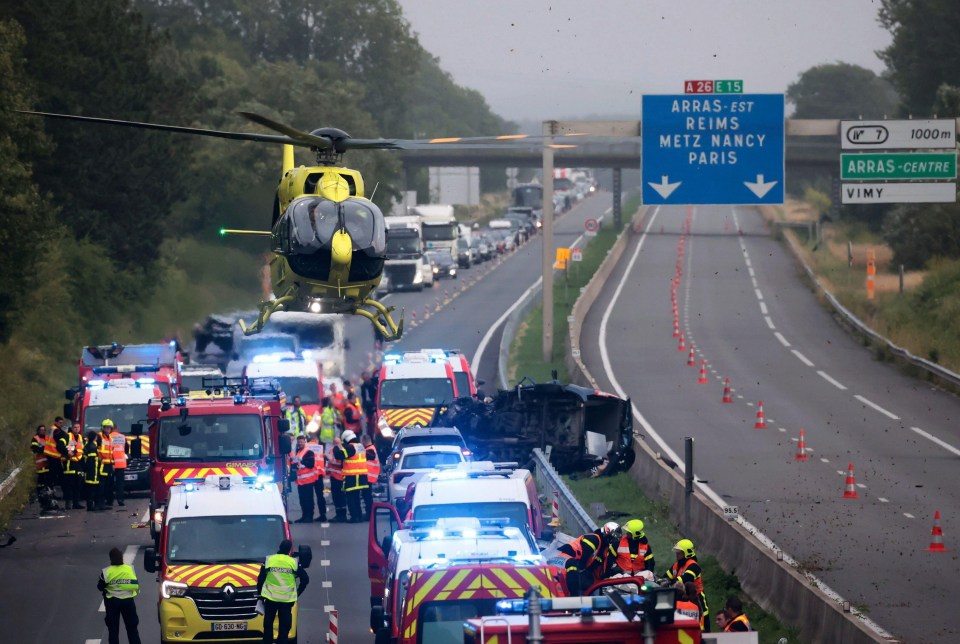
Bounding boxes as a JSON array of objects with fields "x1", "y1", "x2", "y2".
[{"x1": 331, "y1": 229, "x2": 353, "y2": 267}]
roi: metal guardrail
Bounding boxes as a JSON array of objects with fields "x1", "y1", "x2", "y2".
[
  {"x1": 497, "y1": 283, "x2": 542, "y2": 391},
  {"x1": 783, "y1": 232, "x2": 960, "y2": 390},
  {"x1": 531, "y1": 448, "x2": 596, "y2": 535},
  {"x1": 0, "y1": 467, "x2": 21, "y2": 502}
]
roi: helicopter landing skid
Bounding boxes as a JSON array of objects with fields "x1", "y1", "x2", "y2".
[
  {"x1": 355, "y1": 298, "x2": 404, "y2": 342},
  {"x1": 238, "y1": 294, "x2": 296, "y2": 336}
]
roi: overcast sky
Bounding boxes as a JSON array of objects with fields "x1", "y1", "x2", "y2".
[{"x1": 398, "y1": 0, "x2": 892, "y2": 121}]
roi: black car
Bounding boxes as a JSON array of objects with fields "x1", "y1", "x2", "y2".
[{"x1": 427, "y1": 250, "x2": 458, "y2": 279}]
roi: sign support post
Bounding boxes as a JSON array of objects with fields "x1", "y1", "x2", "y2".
[{"x1": 542, "y1": 121, "x2": 555, "y2": 363}]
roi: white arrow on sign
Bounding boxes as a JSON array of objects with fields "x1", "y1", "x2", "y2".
[
  {"x1": 744, "y1": 174, "x2": 778, "y2": 198},
  {"x1": 648, "y1": 175, "x2": 681, "y2": 199}
]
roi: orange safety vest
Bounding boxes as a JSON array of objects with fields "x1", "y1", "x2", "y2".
[
  {"x1": 64, "y1": 432, "x2": 83, "y2": 473},
  {"x1": 365, "y1": 446, "x2": 380, "y2": 484},
  {"x1": 676, "y1": 599, "x2": 701, "y2": 622},
  {"x1": 332, "y1": 392, "x2": 345, "y2": 415},
  {"x1": 325, "y1": 444, "x2": 343, "y2": 481},
  {"x1": 343, "y1": 402, "x2": 362, "y2": 433},
  {"x1": 668, "y1": 558, "x2": 704, "y2": 597},
  {"x1": 43, "y1": 432, "x2": 60, "y2": 459},
  {"x1": 341, "y1": 445, "x2": 368, "y2": 477},
  {"x1": 725, "y1": 613, "x2": 751, "y2": 632},
  {"x1": 97, "y1": 433, "x2": 114, "y2": 475},
  {"x1": 32, "y1": 435, "x2": 49, "y2": 473},
  {"x1": 561, "y1": 534, "x2": 602, "y2": 570},
  {"x1": 307, "y1": 441, "x2": 325, "y2": 477},
  {"x1": 295, "y1": 447, "x2": 319, "y2": 486},
  {"x1": 110, "y1": 431, "x2": 127, "y2": 469},
  {"x1": 613, "y1": 536, "x2": 652, "y2": 574}
]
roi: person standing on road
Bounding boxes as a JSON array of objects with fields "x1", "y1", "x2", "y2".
[
  {"x1": 97, "y1": 546, "x2": 142, "y2": 644},
  {"x1": 257, "y1": 539, "x2": 309, "y2": 644},
  {"x1": 53, "y1": 416, "x2": 72, "y2": 500},
  {"x1": 44, "y1": 416, "x2": 67, "y2": 494},
  {"x1": 63, "y1": 424, "x2": 84, "y2": 509},
  {"x1": 361, "y1": 434, "x2": 380, "y2": 519},
  {"x1": 109, "y1": 422, "x2": 129, "y2": 507},
  {"x1": 31, "y1": 424, "x2": 50, "y2": 490},
  {"x1": 82, "y1": 431, "x2": 101, "y2": 511},
  {"x1": 318, "y1": 397, "x2": 337, "y2": 444},
  {"x1": 97, "y1": 420, "x2": 116, "y2": 510},
  {"x1": 360, "y1": 371, "x2": 377, "y2": 436},
  {"x1": 285, "y1": 396, "x2": 307, "y2": 438},
  {"x1": 666, "y1": 539, "x2": 709, "y2": 631},
  {"x1": 325, "y1": 439, "x2": 347, "y2": 522},
  {"x1": 336, "y1": 430, "x2": 368, "y2": 522},
  {"x1": 293, "y1": 435, "x2": 319, "y2": 523},
  {"x1": 306, "y1": 434, "x2": 327, "y2": 522},
  {"x1": 342, "y1": 392, "x2": 362, "y2": 436}
]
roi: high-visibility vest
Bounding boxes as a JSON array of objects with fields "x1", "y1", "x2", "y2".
[
  {"x1": 341, "y1": 445, "x2": 368, "y2": 477},
  {"x1": 365, "y1": 446, "x2": 380, "y2": 484},
  {"x1": 32, "y1": 435, "x2": 49, "y2": 473},
  {"x1": 102, "y1": 564, "x2": 139, "y2": 599},
  {"x1": 261, "y1": 554, "x2": 298, "y2": 603},
  {"x1": 110, "y1": 431, "x2": 127, "y2": 469},
  {"x1": 668, "y1": 557, "x2": 707, "y2": 617},
  {"x1": 561, "y1": 534, "x2": 602, "y2": 571},
  {"x1": 613, "y1": 536, "x2": 652, "y2": 574},
  {"x1": 343, "y1": 402, "x2": 362, "y2": 433},
  {"x1": 295, "y1": 447, "x2": 319, "y2": 486},
  {"x1": 98, "y1": 433, "x2": 114, "y2": 475},
  {"x1": 307, "y1": 441, "x2": 325, "y2": 477},
  {"x1": 725, "y1": 613, "x2": 751, "y2": 632},
  {"x1": 319, "y1": 408, "x2": 336, "y2": 442},
  {"x1": 82, "y1": 443, "x2": 100, "y2": 485},
  {"x1": 676, "y1": 599, "x2": 701, "y2": 622},
  {"x1": 64, "y1": 432, "x2": 83, "y2": 474},
  {"x1": 325, "y1": 444, "x2": 343, "y2": 481},
  {"x1": 43, "y1": 432, "x2": 60, "y2": 459},
  {"x1": 286, "y1": 407, "x2": 307, "y2": 437}
]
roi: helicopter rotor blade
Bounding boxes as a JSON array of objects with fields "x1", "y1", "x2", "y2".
[
  {"x1": 237, "y1": 112, "x2": 333, "y2": 150},
  {"x1": 344, "y1": 132, "x2": 593, "y2": 151},
  {"x1": 16, "y1": 110, "x2": 307, "y2": 147}
]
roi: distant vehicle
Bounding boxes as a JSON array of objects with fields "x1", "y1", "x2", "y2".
[
  {"x1": 386, "y1": 444, "x2": 466, "y2": 506},
  {"x1": 179, "y1": 365, "x2": 224, "y2": 393},
  {"x1": 264, "y1": 311, "x2": 347, "y2": 378},
  {"x1": 411, "y1": 204, "x2": 459, "y2": 259},
  {"x1": 384, "y1": 215, "x2": 424, "y2": 291},
  {"x1": 456, "y1": 237, "x2": 476, "y2": 267},
  {"x1": 488, "y1": 223, "x2": 517, "y2": 251},
  {"x1": 426, "y1": 250, "x2": 458, "y2": 279},
  {"x1": 419, "y1": 253, "x2": 435, "y2": 289},
  {"x1": 244, "y1": 357, "x2": 324, "y2": 419},
  {"x1": 225, "y1": 332, "x2": 300, "y2": 377},
  {"x1": 503, "y1": 214, "x2": 534, "y2": 240},
  {"x1": 507, "y1": 205, "x2": 540, "y2": 231},
  {"x1": 385, "y1": 426, "x2": 470, "y2": 473},
  {"x1": 512, "y1": 182, "x2": 543, "y2": 216},
  {"x1": 470, "y1": 236, "x2": 490, "y2": 261}
]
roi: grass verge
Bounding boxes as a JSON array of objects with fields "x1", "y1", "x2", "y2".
[{"x1": 566, "y1": 474, "x2": 798, "y2": 644}]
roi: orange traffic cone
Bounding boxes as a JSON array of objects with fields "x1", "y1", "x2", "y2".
[
  {"x1": 697, "y1": 360, "x2": 708, "y2": 384},
  {"x1": 928, "y1": 511, "x2": 947, "y2": 552},
  {"x1": 678, "y1": 334, "x2": 686, "y2": 352},
  {"x1": 687, "y1": 347, "x2": 696, "y2": 367},
  {"x1": 753, "y1": 401, "x2": 767, "y2": 429},
  {"x1": 673, "y1": 320, "x2": 680, "y2": 338},
  {"x1": 794, "y1": 429, "x2": 808, "y2": 462},
  {"x1": 721, "y1": 378, "x2": 733, "y2": 403},
  {"x1": 842, "y1": 463, "x2": 859, "y2": 499}
]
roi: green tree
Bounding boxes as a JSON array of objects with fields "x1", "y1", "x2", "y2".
[
  {"x1": 883, "y1": 202, "x2": 960, "y2": 269},
  {"x1": 879, "y1": 0, "x2": 960, "y2": 116},
  {"x1": 786, "y1": 62, "x2": 898, "y2": 118}
]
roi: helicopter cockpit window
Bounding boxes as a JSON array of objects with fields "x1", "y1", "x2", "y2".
[
  {"x1": 342, "y1": 198, "x2": 386, "y2": 253},
  {"x1": 288, "y1": 198, "x2": 338, "y2": 253}
]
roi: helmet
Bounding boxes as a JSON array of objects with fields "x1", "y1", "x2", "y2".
[
  {"x1": 340, "y1": 430, "x2": 357, "y2": 442},
  {"x1": 673, "y1": 538, "x2": 696, "y2": 559},
  {"x1": 601, "y1": 521, "x2": 622, "y2": 542},
  {"x1": 623, "y1": 519, "x2": 645, "y2": 540},
  {"x1": 101, "y1": 419, "x2": 115, "y2": 429}
]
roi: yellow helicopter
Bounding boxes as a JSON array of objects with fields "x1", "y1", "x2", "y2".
[{"x1": 19, "y1": 110, "x2": 564, "y2": 341}]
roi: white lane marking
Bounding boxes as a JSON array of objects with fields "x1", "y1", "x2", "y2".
[
  {"x1": 854, "y1": 395, "x2": 900, "y2": 420},
  {"x1": 748, "y1": 266, "x2": 755, "y2": 278},
  {"x1": 320, "y1": 539, "x2": 330, "y2": 546},
  {"x1": 764, "y1": 316, "x2": 775, "y2": 329},
  {"x1": 856, "y1": 483, "x2": 867, "y2": 489},
  {"x1": 320, "y1": 522, "x2": 330, "y2": 528},
  {"x1": 836, "y1": 470, "x2": 845, "y2": 476},
  {"x1": 878, "y1": 497, "x2": 889, "y2": 503},
  {"x1": 791, "y1": 350, "x2": 814, "y2": 367},
  {"x1": 820, "y1": 458, "x2": 829, "y2": 463},
  {"x1": 817, "y1": 370, "x2": 848, "y2": 390},
  {"x1": 751, "y1": 276, "x2": 759, "y2": 289},
  {"x1": 321, "y1": 581, "x2": 333, "y2": 588},
  {"x1": 141, "y1": 510, "x2": 149, "y2": 523},
  {"x1": 320, "y1": 559, "x2": 330, "y2": 567},
  {"x1": 774, "y1": 332, "x2": 790, "y2": 347},
  {"x1": 323, "y1": 604, "x2": 336, "y2": 612},
  {"x1": 745, "y1": 257, "x2": 751, "y2": 267},
  {"x1": 98, "y1": 601, "x2": 104, "y2": 612},
  {"x1": 904, "y1": 513, "x2": 915, "y2": 519},
  {"x1": 910, "y1": 426, "x2": 960, "y2": 457},
  {"x1": 778, "y1": 427, "x2": 786, "y2": 433},
  {"x1": 755, "y1": 288, "x2": 764, "y2": 300},
  {"x1": 85, "y1": 640, "x2": 100, "y2": 644},
  {"x1": 759, "y1": 301, "x2": 768, "y2": 315}
]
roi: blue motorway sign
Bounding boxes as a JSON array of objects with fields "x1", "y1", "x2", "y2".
[{"x1": 641, "y1": 94, "x2": 784, "y2": 204}]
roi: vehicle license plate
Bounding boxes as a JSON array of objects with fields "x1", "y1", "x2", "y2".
[
  {"x1": 124, "y1": 474, "x2": 137, "y2": 481},
  {"x1": 212, "y1": 622, "x2": 247, "y2": 632}
]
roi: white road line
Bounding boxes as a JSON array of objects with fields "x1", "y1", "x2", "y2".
[
  {"x1": 778, "y1": 427, "x2": 786, "y2": 433},
  {"x1": 320, "y1": 539, "x2": 330, "y2": 546},
  {"x1": 791, "y1": 349, "x2": 814, "y2": 367},
  {"x1": 854, "y1": 395, "x2": 900, "y2": 420},
  {"x1": 817, "y1": 370, "x2": 847, "y2": 390},
  {"x1": 85, "y1": 640, "x2": 101, "y2": 644},
  {"x1": 141, "y1": 510, "x2": 149, "y2": 523},
  {"x1": 758, "y1": 301, "x2": 768, "y2": 315},
  {"x1": 751, "y1": 276, "x2": 759, "y2": 289},
  {"x1": 910, "y1": 426, "x2": 960, "y2": 457},
  {"x1": 320, "y1": 559, "x2": 331, "y2": 567},
  {"x1": 820, "y1": 458, "x2": 829, "y2": 463},
  {"x1": 856, "y1": 483, "x2": 867, "y2": 489},
  {"x1": 764, "y1": 316, "x2": 775, "y2": 329},
  {"x1": 321, "y1": 581, "x2": 333, "y2": 588},
  {"x1": 745, "y1": 257, "x2": 751, "y2": 267},
  {"x1": 754, "y1": 288, "x2": 764, "y2": 300},
  {"x1": 878, "y1": 497, "x2": 889, "y2": 503},
  {"x1": 748, "y1": 266, "x2": 755, "y2": 278},
  {"x1": 323, "y1": 604, "x2": 336, "y2": 612},
  {"x1": 98, "y1": 601, "x2": 104, "y2": 612},
  {"x1": 904, "y1": 513, "x2": 915, "y2": 519},
  {"x1": 774, "y1": 332, "x2": 790, "y2": 347}
]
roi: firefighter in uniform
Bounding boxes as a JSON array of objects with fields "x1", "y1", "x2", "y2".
[
  {"x1": 558, "y1": 523, "x2": 620, "y2": 595},
  {"x1": 329, "y1": 383, "x2": 345, "y2": 425},
  {"x1": 97, "y1": 420, "x2": 116, "y2": 510},
  {"x1": 335, "y1": 430, "x2": 368, "y2": 523},
  {"x1": 666, "y1": 539, "x2": 709, "y2": 631},
  {"x1": 63, "y1": 424, "x2": 85, "y2": 509},
  {"x1": 723, "y1": 596, "x2": 751, "y2": 632},
  {"x1": 82, "y1": 431, "x2": 101, "y2": 510},
  {"x1": 98, "y1": 546, "x2": 142, "y2": 644},
  {"x1": 361, "y1": 434, "x2": 380, "y2": 519},
  {"x1": 306, "y1": 434, "x2": 327, "y2": 522},
  {"x1": 109, "y1": 422, "x2": 129, "y2": 506},
  {"x1": 360, "y1": 371, "x2": 377, "y2": 435},
  {"x1": 44, "y1": 417, "x2": 66, "y2": 493},
  {"x1": 318, "y1": 398, "x2": 337, "y2": 443},
  {"x1": 605, "y1": 519, "x2": 655, "y2": 577},
  {"x1": 31, "y1": 425, "x2": 50, "y2": 490},
  {"x1": 325, "y1": 439, "x2": 347, "y2": 522},
  {"x1": 343, "y1": 392, "x2": 363, "y2": 437},
  {"x1": 257, "y1": 539, "x2": 309, "y2": 644},
  {"x1": 52, "y1": 416, "x2": 72, "y2": 500},
  {"x1": 293, "y1": 435, "x2": 319, "y2": 523}
]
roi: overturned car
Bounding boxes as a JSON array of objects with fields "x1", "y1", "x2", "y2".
[{"x1": 436, "y1": 377, "x2": 636, "y2": 476}]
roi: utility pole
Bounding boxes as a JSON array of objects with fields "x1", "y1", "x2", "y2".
[{"x1": 542, "y1": 120, "x2": 555, "y2": 363}]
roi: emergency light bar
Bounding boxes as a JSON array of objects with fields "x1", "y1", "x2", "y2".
[
  {"x1": 383, "y1": 353, "x2": 403, "y2": 364},
  {"x1": 92, "y1": 364, "x2": 161, "y2": 374}
]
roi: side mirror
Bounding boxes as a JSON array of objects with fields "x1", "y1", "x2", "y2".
[
  {"x1": 278, "y1": 419, "x2": 291, "y2": 434},
  {"x1": 370, "y1": 604, "x2": 386, "y2": 631},
  {"x1": 279, "y1": 433, "x2": 292, "y2": 455},
  {"x1": 131, "y1": 423, "x2": 144, "y2": 437},
  {"x1": 65, "y1": 388, "x2": 76, "y2": 401},
  {"x1": 63, "y1": 403, "x2": 75, "y2": 420},
  {"x1": 297, "y1": 544, "x2": 313, "y2": 568},
  {"x1": 130, "y1": 439, "x2": 142, "y2": 459},
  {"x1": 144, "y1": 547, "x2": 158, "y2": 574},
  {"x1": 475, "y1": 379, "x2": 485, "y2": 387}
]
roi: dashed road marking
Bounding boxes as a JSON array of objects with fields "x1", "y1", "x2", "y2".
[
  {"x1": 854, "y1": 395, "x2": 900, "y2": 420},
  {"x1": 774, "y1": 332, "x2": 790, "y2": 347},
  {"x1": 904, "y1": 513, "x2": 915, "y2": 519},
  {"x1": 791, "y1": 349, "x2": 814, "y2": 367},
  {"x1": 320, "y1": 539, "x2": 330, "y2": 546},
  {"x1": 755, "y1": 288, "x2": 764, "y2": 300},
  {"x1": 856, "y1": 483, "x2": 867, "y2": 489},
  {"x1": 320, "y1": 559, "x2": 331, "y2": 567},
  {"x1": 759, "y1": 301, "x2": 768, "y2": 314},
  {"x1": 764, "y1": 316, "x2": 775, "y2": 329},
  {"x1": 878, "y1": 498, "x2": 889, "y2": 503},
  {"x1": 817, "y1": 370, "x2": 847, "y2": 390},
  {"x1": 322, "y1": 581, "x2": 333, "y2": 588},
  {"x1": 820, "y1": 458, "x2": 829, "y2": 463},
  {"x1": 324, "y1": 605, "x2": 336, "y2": 612},
  {"x1": 910, "y1": 426, "x2": 960, "y2": 457}
]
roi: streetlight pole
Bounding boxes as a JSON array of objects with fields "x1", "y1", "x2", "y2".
[{"x1": 541, "y1": 120, "x2": 555, "y2": 363}]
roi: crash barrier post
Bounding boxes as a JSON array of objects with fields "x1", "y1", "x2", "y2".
[
  {"x1": 0, "y1": 467, "x2": 22, "y2": 502},
  {"x1": 326, "y1": 608, "x2": 338, "y2": 643},
  {"x1": 771, "y1": 205, "x2": 960, "y2": 394},
  {"x1": 567, "y1": 205, "x2": 893, "y2": 644},
  {"x1": 531, "y1": 448, "x2": 596, "y2": 534}
]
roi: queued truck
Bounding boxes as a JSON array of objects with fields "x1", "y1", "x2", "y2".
[
  {"x1": 410, "y1": 204, "x2": 459, "y2": 261},
  {"x1": 383, "y1": 214, "x2": 426, "y2": 291}
]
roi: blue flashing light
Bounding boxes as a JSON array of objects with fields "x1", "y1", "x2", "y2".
[
  {"x1": 428, "y1": 529, "x2": 444, "y2": 540},
  {"x1": 233, "y1": 394, "x2": 245, "y2": 405},
  {"x1": 184, "y1": 483, "x2": 195, "y2": 492},
  {"x1": 169, "y1": 340, "x2": 177, "y2": 348},
  {"x1": 176, "y1": 397, "x2": 186, "y2": 407},
  {"x1": 462, "y1": 528, "x2": 478, "y2": 539},
  {"x1": 88, "y1": 379, "x2": 107, "y2": 389},
  {"x1": 383, "y1": 353, "x2": 402, "y2": 364},
  {"x1": 137, "y1": 377, "x2": 156, "y2": 385}
]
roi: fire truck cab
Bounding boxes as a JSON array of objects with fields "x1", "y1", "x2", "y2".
[
  {"x1": 144, "y1": 474, "x2": 312, "y2": 643},
  {"x1": 71, "y1": 342, "x2": 181, "y2": 399},
  {"x1": 375, "y1": 350, "x2": 459, "y2": 439},
  {"x1": 368, "y1": 516, "x2": 559, "y2": 644},
  {"x1": 144, "y1": 379, "x2": 293, "y2": 540},
  {"x1": 419, "y1": 348, "x2": 480, "y2": 399},
  {"x1": 244, "y1": 357, "x2": 324, "y2": 420}
]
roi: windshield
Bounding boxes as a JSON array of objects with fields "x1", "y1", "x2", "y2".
[
  {"x1": 413, "y1": 502, "x2": 529, "y2": 529},
  {"x1": 288, "y1": 196, "x2": 385, "y2": 253},
  {"x1": 273, "y1": 377, "x2": 320, "y2": 405},
  {"x1": 83, "y1": 403, "x2": 147, "y2": 434},
  {"x1": 513, "y1": 186, "x2": 542, "y2": 209},
  {"x1": 396, "y1": 435, "x2": 464, "y2": 451},
  {"x1": 158, "y1": 414, "x2": 264, "y2": 461},
  {"x1": 166, "y1": 515, "x2": 285, "y2": 564},
  {"x1": 422, "y1": 224, "x2": 457, "y2": 241},
  {"x1": 386, "y1": 232, "x2": 422, "y2": 256},
  {"x1": 426, "y1": 252, "x2": 451, "y2": 266},
  {"x1": 554, "y1": 178, "x2": 574, "y2": 192},
  {"x1": 400, "y1": 451, "x2": 463, "y2": 470},
  {"x1": 239, "y1": 336, "x2": 297, "y2": 357},
  {"x1": 270, "y1": 322, "x2": 336, "y2": 350},
  {"x1": 379, "y1": 378, "x2": 454, "y2": 407},
  {"x1": 453, "y1": 372, "x2": 471, "y2": 397},
  {"x1": 418, "y1": 599, "x2": 498, "y2": 644}
]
